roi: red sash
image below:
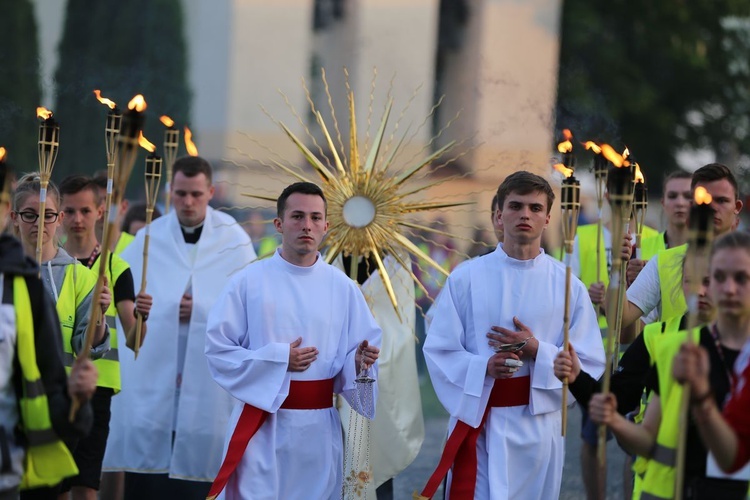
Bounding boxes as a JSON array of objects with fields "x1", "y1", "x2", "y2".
[
  {"x1": 206, "y1": 378, "x2": 334, "y2": 500},
  {"x1": 417, "y1": 376, "x2": 530, "y2": 499}
]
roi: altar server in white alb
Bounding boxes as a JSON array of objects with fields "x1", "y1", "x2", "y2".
[
  {"x1": 204, "y1": 182, "x2": 381, "y2": 500},
  {"x1": 419, "y1": 171, "x2": 606, "y2": 500},
  {"x1": 103, "y1": 157, "x2": 256, "y2": 499}
]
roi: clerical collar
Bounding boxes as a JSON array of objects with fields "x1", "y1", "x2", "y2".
[{"x1": 181, "y1": 222, "x2": 204, "y2": 244}]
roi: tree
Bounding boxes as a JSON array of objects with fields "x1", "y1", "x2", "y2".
[
  {"x1": 555, "y1": 0, "x2": 750, "y2": 192},
  {"x1": 0, "y1": 0, "x2": 42, "y2": 173},
  {"x1": 53, "y1": 0, "x2": 191, "y2": 185}
]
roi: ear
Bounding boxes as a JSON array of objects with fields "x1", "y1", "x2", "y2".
[
  {"x1": 544, "y1": 212, "x2": 551, "y2": 228},
  {"x1": 496, "y1": 208, "x2": 503, "y2": 229},
  {"x1": 735, "y1": 198, "x2": 743, "y2": 215},
  {"x1": 208, "y1": 185, "x2": 215, "y2": 200},
  {"x1": 274, "y1": 217, "x2": 283, "y2": 233}
]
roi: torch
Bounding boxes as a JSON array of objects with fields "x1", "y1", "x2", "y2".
[
  {"x1": 70, "y1": 94, "x2": 147, "y2": 420},
  {"x1": 133, "y1": 133, "x2": 162, "y2": 359},
  {"x1": 585, "y1": 141, "x2": 608, "y2": 284},
  {"x1": 36, "y1": 107, "x2": 60, "y2": 269},
  {"x1": 631, "y1": 165, "x2": 647, "y2": 258},
  {"x1": 598, "y1": 145, "x2": 635, "y2": 465},
  {"x1": 674, "y1": 187, "x2": 714, "y2": 499},
  {"x1": 184, "y1": 125, "x2": 199, "y2": 156},
  {"x1": 160, "y1": 116, "x2": 179, "y2": 213},
  {"x1": 94, "y1": 90, "x2": 122, "y2": 243},
  {"x1": 554, "y1": 128, "x2": 580, "y2": 437}
]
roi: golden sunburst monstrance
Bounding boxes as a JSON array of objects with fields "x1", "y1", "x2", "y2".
[{"x1": 245, "y1": 70, "x2": 471, "y2": 312}]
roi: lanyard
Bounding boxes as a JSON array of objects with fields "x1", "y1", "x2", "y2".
[{"x1": 85, "y1": 244, "x2": 101, "y2": 269}]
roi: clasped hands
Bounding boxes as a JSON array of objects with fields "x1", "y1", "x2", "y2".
[{"x1": 486, "y1": 317, "x2": 538, "y2": 379}]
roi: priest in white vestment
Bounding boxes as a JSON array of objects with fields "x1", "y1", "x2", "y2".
[
  {"x1": 204, "y1": 182, "x2": 382, "y2": 500},
  {"x1": 421, "y1": 171, "x2": 605, "y2": 499},
  {"x1": 103, "y1": 158, "x2": 256, "y2": 496}
]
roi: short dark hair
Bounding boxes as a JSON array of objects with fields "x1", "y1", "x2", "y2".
[
  {"x1": 59, "y1": 175, "x2": 100, "y2": 204},
  {"x1": 92, "y1": 170, "x2": 119, "y2": 199},
  {"x1": 691, "y1": 163, "x2": 739, "y2": 200},
  {"x1": 172, "y1": 156, "x2": 213, "y2": 183},
  {"x1": 496, "y1": 171, "x2": 555, "y2": 214},
  {"x1": 277, "y1": 182, "x2": 327, "y2": 218},
  {"x1": 711, "y1": 230, "x2": 750, "y2": 261},
  {"x1": 121, "y1": 201, "x2": 162, "y2": 233},
  {"x1": 663, "y1": 170, "x2": 692, "y2": 184}
]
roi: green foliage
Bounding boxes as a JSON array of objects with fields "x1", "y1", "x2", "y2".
[
  {"x1": 555, "y1": 0, "x2": 750, "y2": 191},
  {"x1": 53, "y1": 0, "x2": 191, "y2": 185},
  {"x1": 0, "y1": 0, "x2": 42, "y2": 173}
]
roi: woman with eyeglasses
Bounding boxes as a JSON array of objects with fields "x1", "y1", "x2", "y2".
[{"x1": 10, "y1": 173, "x2": 111, "y2": 382}]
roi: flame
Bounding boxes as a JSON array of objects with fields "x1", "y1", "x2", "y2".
[
  {"x1": 600, "y1": 144, "x2": 625, "y2": 167},
  {"x1": 184, "y1": 126, "x2": 198, "y2": 156},
  {"x1": 36, "y1": 107, "x2": 53, "y2": 120},
  {"x1": 554, "y1": 163, "x2": 574, "y2": 178},
  {"x1": 557, "y1": 128, "x2": 573, "y2": 153},
  {"x1": 0, "y1": 147, "x2": 6, "y2": 162},
  {"x1": 127, "y1": 94, "x2": 147, "y2": 112},
  {"x1": 622, "y1": 147, "x2": 630, "y2": 159},
  {"x1": 160, "y1": 115, "x2": 175, "y2": 128},
  {"x1": 93, "y1": 89, "x2": 116, "y2": 109},
  {"x1": 694, "y1": 186, "x2": 712, "y2": 205},
  {"x1": 138, "y1": 131, "x2": 156, "y2": 153},
  {"x1": 583, "y1": 141, "x2": 601, "y2": 154},
  {"x1": 634, "y1": 164, "x2": 645, "y2": 183}
]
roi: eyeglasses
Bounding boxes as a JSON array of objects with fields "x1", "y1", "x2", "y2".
[{"x1": 16, "y1": 211, "x2": 60, "y2": 224}]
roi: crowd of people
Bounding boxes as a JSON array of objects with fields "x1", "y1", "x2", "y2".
[{"x1": 2, "y1": 156, "x2": 750, "y2": 500}]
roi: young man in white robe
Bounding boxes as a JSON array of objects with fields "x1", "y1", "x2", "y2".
[
  {"x1": 103, "y1": 157, "x2": 256, "y2": 499},
  {"x1": 419, "y1": 171, "x2": 606, "y2": 500},
  {"x1": 204, "y1": 182, "x2": 382, "y2": 500}
]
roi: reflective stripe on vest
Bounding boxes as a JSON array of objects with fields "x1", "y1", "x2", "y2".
[
  {"x1": 14, "y1": 276, "x2": 79, "y2": 488},
  {"x1": 640, "y1": 328, "x2": 701, "y2": 499},
  {"x1": 91, "y1": 253, "x2": 129, "y2": 392},
  {"x1": 656, "y1": 244, "x2": 688, "y2": 323}
]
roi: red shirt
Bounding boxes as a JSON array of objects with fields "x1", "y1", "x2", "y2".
[{"x1": 723, "y1": 343, "x2": 750, "y2": 472}]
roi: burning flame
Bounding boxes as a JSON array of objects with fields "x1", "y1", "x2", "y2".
[
  {"x1": 0, "y1": 147, "x2": 6, "y2": 162},
  {"x1": 694, "y1": 186, "x2": 712, "y2": 205},
  {"x1": 600, "y1": 144, "x2": 625, "y2": 167},
  {"x1": 557, "y1": 129, "x2": 573, "y2": 153},
  {"x1": 93, "y1": 90, "x2": 116, "y2": 109},
  {"x1": 184, "y1": 126, "x2": 198, "y2": 156},
  {"x1": 160, "y1": 115, "x2": 175, "y2": 128},
  {"x1": 554, "y1": 164, "x2": 574, "y2": 178},
  {"x1": 36, "y1": 107, "x2": 53, "y2": 120},
  {"x1": 138, "y1": 131, "x2": 156, "y2": 153},
  {"x1": 634, "y1": 164, "x2": 645, "y2": 183},
  {"x1": 127, "y1": 95, "x2": 147, "y2": 112},
  {"x1": 622, "y1": 147, "x2": 630, "y2": 159},
  {"x1": 583, "y1": 141, "x2": 601, "y2": 154}
]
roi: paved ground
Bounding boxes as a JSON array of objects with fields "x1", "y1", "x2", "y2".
[{"x1": 393, "y1": 405, "x2": 627, "y2": 499}]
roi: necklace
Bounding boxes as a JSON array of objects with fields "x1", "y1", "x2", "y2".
[{"x1": 85, "y1": 244, "x2": 101, "y2": 269}]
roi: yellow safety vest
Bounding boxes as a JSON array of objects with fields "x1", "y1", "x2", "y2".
[
  {"x1": 631, "y1": 315, "x2": 684, "y2": 499},
  {"x1": 14, "y1": 276, "x2": 79, "y2": 488},
  {"x1": 656, "y1": 244, "x2": 688, "y2": 323},
  {"x1": 90, "y1": 253, "x2": 130, "y2": 393},
  {"x1": 576, "y1": 224, "x2": 608, "y2": 329},
  {"x1": 639, "y1": 328, "x2": 701, "y2": 500},
  {"x1": 640, "y1": 231, "x2": 666, "y2": 261},
  {"x1": 56, "y1": 263, "x2": 98, "y2": 368},
  {"x1": 114, "y1": 232, "x2": 135, "y2": 256}
]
